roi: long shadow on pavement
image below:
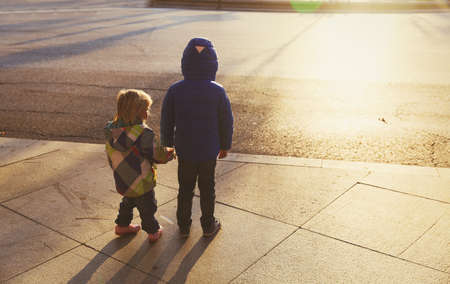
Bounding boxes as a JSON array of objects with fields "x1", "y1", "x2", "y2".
[
  {"x1": 167, "y1": 234, "x2": 217, "y2": 284},
  {"x1": 68, "y1": 231, "x2": 217, "y2": 283},
  {"x1": 67, "y1": 235, "x2": 134, "y2": 284}
]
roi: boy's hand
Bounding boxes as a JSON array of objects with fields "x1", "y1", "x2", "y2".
[{"x1": 218, "y1": 150, "x2": 228, "y2": 159}]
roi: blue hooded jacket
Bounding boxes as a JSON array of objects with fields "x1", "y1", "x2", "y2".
[{"x1": 160, "y1": 38, "x2": 234, "y2": 161}]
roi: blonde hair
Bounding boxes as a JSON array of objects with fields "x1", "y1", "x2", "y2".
[{"x1": 113, "y1": 89, "x2": 152, "y2": 124}]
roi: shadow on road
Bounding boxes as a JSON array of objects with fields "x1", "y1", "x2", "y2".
[{"x1": 0, "y1": 10, "x2": 237, "y2": 68}]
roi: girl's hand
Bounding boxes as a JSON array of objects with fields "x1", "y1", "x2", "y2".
[{"x1": 165, "y1": 147, "x2": 176, "y2": 160}]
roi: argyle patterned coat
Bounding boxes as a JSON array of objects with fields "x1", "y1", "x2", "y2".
[{"x1": 105, "y1": 122, "x2": 158, "y2": 198}]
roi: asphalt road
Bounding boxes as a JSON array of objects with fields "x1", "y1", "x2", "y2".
[{"x1": 0, "y1": 1, "x2": 449, "y2": 167}]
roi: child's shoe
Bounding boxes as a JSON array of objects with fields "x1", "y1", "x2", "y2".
[
  {"x1": 148, "y1": 227, "x2": 163, "y2": 243},
  {"x1": 115, "y1": 224, "x2": 141, "y2": 235},
  {"x1": 179, "y1": 226, "x2": 190, "y2": 238},
  {"x1": 203, "y1": 219, "x2": 221, "y2": 237}
]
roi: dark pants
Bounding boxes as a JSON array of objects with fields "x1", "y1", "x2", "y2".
[
  {"x1": 115, "y1": 190, "x2": 160, "y2": 234},
  {"x1": 177, "y1": 158, "x2": 217, "y2": 231}
]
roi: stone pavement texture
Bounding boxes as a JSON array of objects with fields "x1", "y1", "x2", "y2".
[
  {"x1": 0, "y1": 137, "x2": 449, "y2": 283},
  {"x1": 150, "y1": 0, "x2": 450, "y2": 12}
]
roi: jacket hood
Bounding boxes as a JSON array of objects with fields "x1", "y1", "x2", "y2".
[
  {"x1": 104, "y1": 121, "x2": 144, "y2": 152},
  {"x1": 181, "y1": 37, "x2": 218, "y2": 81}
]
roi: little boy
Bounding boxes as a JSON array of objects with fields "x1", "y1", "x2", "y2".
[{"x1": 160, "y1": 38, "x2": 234, "y2": 237}]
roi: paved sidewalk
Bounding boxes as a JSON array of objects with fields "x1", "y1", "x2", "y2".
[
  {"x1": 0, "y1": 137, "x2": 449, "y2": 283},
  {"x1": 150, "y1": 0, "x2": 450, "y2": 12}
]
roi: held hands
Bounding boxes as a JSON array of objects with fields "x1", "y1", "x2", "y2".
[
  {"x1": 218, "y1": 150, "x2": 228, "y2": 159},
  {"x1": 153, "y1": 146, "x2": 175, "y2": 164},
  {"x1": 165, "y1": 147, "x2": 176, "y2": 161}
]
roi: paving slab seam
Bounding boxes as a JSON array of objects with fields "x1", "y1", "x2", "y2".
[
  {"x1": 158, "y1": 195, "x2": 178, "y2": 207},
  {"x1": 0, "y1": 108, "x2": 108, "y2": 118},
  {"x1": 216, "y1": 161, "x2": 248, "y2": 178},
  {"x1": 224, "y1": 153, "x2": 323, "y2": 168},
  {"x1": 160, "y1": 161, "x2": 243, "y2": 185},
  {"x1": 0, "y1": 203, "x2": 83, "y2": 244},
  {"x1": 300, "y1": 182, "x2": 360, "y2": 227},
  {"x1": 0, "y1": 7, "x2": 149, "y2": 15},
  {"x1": 49, "y1": 134, "x2": 103, "y2": 142},
  {"x1": 0, "y1": 182, "x2": 62, "y2": 205},
  {"x1": 301, "y1": 227, "x2": 450, "y2": 275},
  {"x1": 221, "y1": 159, "x2": 324, "y2": 170},
  {"x1": 1, "y1": 199, "x2": 169, "y2": 282},
  {"x1": 122, "y1": 195, "x2": 179, "y2": 227},
  {"x1": 4, "y1": 244, "x2": 83, "y2": 282},
  {"x1": 0, "y1": 148, "x2": 60, "y2": 168},
  {"x1": 398, "y1": 212, "x2": 447, "y2": 257},
  {"x1": 0, "y1": 201, "x2": 129, "y2": 276},
  {"x1": 1, "y1": 132, "x2": 104, "y2": 143},
  {"x1": 0, "y1": 174, "x2": 107, "y2": 205},
  {"x1": 357, "y1": 182, "x2": 450, "y2": 205},
  {"x1": 0, "y1": 80, "x2": 168, "y2": 92},
  {"x1": 218, "y1": 8, "x2": 450, "y2": 14},
  {"x1": 228, "y1": 227, "x2": 302, "y2": 283},
  {"x1": 53, "y1": 182, "x2": 125, "y2": 213},
  {"x1": 225, "y1": 153, "x2": 447, "y2": 174},
  {"x1": 215, "y1": 200, "x2": 300, "y2": 228},
  {"x1": 321, "y1": 160, "x2": 440, "y2": 176},
  {"x1": 1, "y1": 194, "x2": 31, "y2": 209},
  {"x1": 78, "y1": 242, "x2": 167, "y2": 283}
]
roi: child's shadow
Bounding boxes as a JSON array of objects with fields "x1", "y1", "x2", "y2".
[
  {"x1": 167, "y1": 234, "x2": 217, "y2": 284},
  {"x1": 67, "y1": 235, "x2": 135, "y2": 284},
  {"x1": 68, "y1": 232, "x2": 217, "y2": 283},
  {"x1": 110, "y1": 234, "x2": 217, "y2": 283},
  {"x1": 108, "y1": 235, "x2": 188, "y2": 283}
]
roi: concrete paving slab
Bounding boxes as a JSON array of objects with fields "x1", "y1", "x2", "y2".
[
  {"x1": 0, "y1": 137, "x2": 104, "y2": 167},
  {"x1": 437, "y1": 167, "x2": 450, "y2": 178},
  {"x1": 153, "y1": 161, "x2": 179, "y2": 189},
  {"x1": 215, "y1": 163, "x2": 367, "y2": 225},
  {"x1": 225, "y1": 153, "x2": 322, "y2": 168},
  {"x1": 304, "y1": 184, "x2": 449, "y2": 259},
  {"x1": 3, "y1": 183, "x2": 120, "y2": 244},
  {"x1": 86, "y1": 198, "x2": 296, "y2": 283},
  {"x1": 0, "y1": 206, "x2": 78, "y2": 282},
  {"x1": 401, "y1": 208, "x2": 450, "y2": 273},
  {"x1": 7, "y1": 245, "x2": 161, "y2": 283},
  {"x1": 360, "y1": 172, "x2": 450, "y2": 203},
  {"x1": 156, "y1": 159, "x2": 245, "y2": 189},
  {"x1": 3, "y1": 166, "x2": 178, "y2": 243},
  {"x1": 215, "y1": 161, "x2": 246, "y2": 178},
  {"x1": 0, "y1": 138, "x2": 61, "y2": 167},
  {"x1": 59, "y1": 166, "x2": 178, "y2": 209},
  {"x1": 0, "y1": 149, "x2": 106, "y2": 202},
  {"x1": 322, "y1": 159, "x2": 439, "y2": 176},
  {"x1": 232, "y1": 229, "x2": 449, "y2": 284},
  {"x1": 0, "y1": 138, "x2": 36, "y2": 164}
]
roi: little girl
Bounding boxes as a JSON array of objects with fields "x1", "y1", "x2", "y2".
[{"x1": 105, "y1": 89, "x2": 173, "y2": 242}]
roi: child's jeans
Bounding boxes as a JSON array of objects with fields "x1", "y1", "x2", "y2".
[
  {"x1": 115, "y1": 190, "x2": 160, "y2": 234},
  {"x1": 177, "y1": 158, "x2": 217, "y2": 231}
]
